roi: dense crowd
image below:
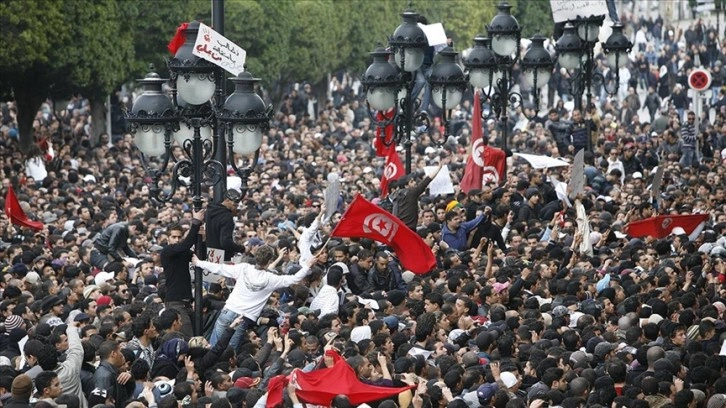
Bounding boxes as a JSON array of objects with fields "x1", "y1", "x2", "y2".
[{"x1": 3, "y1": 5, "x2": 726, "y2": 408}]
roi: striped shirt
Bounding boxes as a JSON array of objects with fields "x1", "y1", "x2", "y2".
[{"x1": 680, "y1": 123, "x2": 697, "y2": 147}]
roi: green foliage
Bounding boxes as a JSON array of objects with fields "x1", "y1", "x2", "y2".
[
  {"x1": 508, "y1": 0, "x2": 556, "y2": 38},
  {"x1": 120, "y1": 0, "x2": 207, "y2": 81}
]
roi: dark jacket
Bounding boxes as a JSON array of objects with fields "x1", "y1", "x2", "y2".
[
  {"x1": 397, "y1": 176, "x2": 434, "y2": 230},
  {"x1": 4, "y1": 397, "x2": 30, "y2": 408},
  {"x1": 80, "y1": 362, "x2": 96, "y2": 397},
  {"x1": 206, "y1": 203, "x2": 246, "y2": 261},
  {"x1": 95, "y1": 360, "x2": 133, "y2": 408},
  {"x1": 367, "y1": 262, "x2": 405, "y2": 292},
  {"x1": 161, "y1": 219, "x2": 202, "y2": 302},
  {"x1": 93, "y1": 222, "x2": 136, "y2": 260}
]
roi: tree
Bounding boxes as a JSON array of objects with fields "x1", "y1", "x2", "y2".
[
  {"x1": 509, "y1": 0, "x2": 556, "y2": 39},
  {"x1": 0, "y1": 0, "x2": 134, "y2": 151}
]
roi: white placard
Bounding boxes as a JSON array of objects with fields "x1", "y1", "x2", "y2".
[
  {"x1": 514, "y1": 153, "x2": 570, "y2": 169},
  {"x1": 193, "y1": 22, "x2": 246, "y2": 75},
  {"x1": 550, "y1": 0, "x2": 608, "y2": 23},
  {"x1": 425, "y1": 165, "x2": 454, "y2": 196},
  {"x1": 418, "y1": 23, "x2": 447, "y2": 47}
]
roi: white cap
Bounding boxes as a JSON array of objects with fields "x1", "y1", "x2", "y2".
[
  {"x1": 671, "y1": 226, "x2": 687, "y2": 236},
  {"x1": 94, "y1": 271, "x2": 115, "y2": 286},
  {"x1": 363, "y1": 167, "x2": 373, "y2": 174},
  {"x1": 500, "y1": 372, "x2": 518, "y2": 389},
  {"x1": 425, "y1": 146, "x2": 437, "y2": 155},
  {"x1": 633, "y1": 172, "x2": 643, "y2": 179}
]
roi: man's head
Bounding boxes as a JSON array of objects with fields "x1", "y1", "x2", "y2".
[
  {"x1": 254, "y1": 246, "x2": 276, "y2": 268},
  {"x1": 35, "y1": 371, "x2": 62, "y2": 399},
  {"x1": 98, "y1": 340, "x2": 125, "y2": 368}
]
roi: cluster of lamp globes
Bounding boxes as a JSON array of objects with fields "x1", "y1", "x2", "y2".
[
  {"x1": 364, "y1": 3, "x2": 631, "y2": 114},
  {"x1": 128, "y1": 21, "x2": 268, "y2": 160}
]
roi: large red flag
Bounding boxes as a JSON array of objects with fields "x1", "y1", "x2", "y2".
[
  {"x1": 374, "y1": 108, "x2": 396, "y2": 157},
  {"x1": 266, "y1": 351, "x2": 412, "y2": 408},
  {"x1": 625, "y1": 214, "x2": 709, "y2": 239},
  {"x1": 461, "y1": 90, "x2": 484, "y2": 192},
  {"x1": 4, "y1": 187, "x2": 43, "y2": 231},
  {"x1": 331, "y1": 195, "x2": 436, "y2": 274},
  {"x1": 380, "y1": 150, "x2": 404, "y2": 199},
  {"x1": 460, "y1": 90, "x2": 506, "y2": 191}
]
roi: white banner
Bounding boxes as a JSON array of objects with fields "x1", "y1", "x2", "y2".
[
  {"x1": 193, "y1": 22, "x2": 246, "y2": 76},
  {"x1": 425, "y1": 165, "x2": 454, "y2": 196},
  {"x1": 550, "y1": 0, "x2": 608, "y2": 23},
  {"x1": 418, "y1": 23, "x2": 447, "y2": 48},
  {"x1": 513, "y1": 153, "x2": 569, "y2": 169}
]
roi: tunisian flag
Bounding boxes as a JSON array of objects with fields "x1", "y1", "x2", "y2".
[
  {"x1": 331, "y1": 195, "x2": 436, "y2": 274},
  {"x1": 380, "y1": 150, "x2": 404, "y2": 199},
  {"x1": 625, "y1": 214, "x2": 709, "y2": 240},
  {"x1": 374, "y1": 108, "x2": 396, "y2": 157},
  {"x1": 266, "y1": 350, "x2": 412, "y2": 408},
  {"x1": 4, "y1": 187, "x2": 43, "y2": 231},
  {"x1": 460, "y1": 90, "x2": 506, "y2": 192}
]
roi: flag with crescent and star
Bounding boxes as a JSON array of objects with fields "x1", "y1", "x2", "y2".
[
  {"x1": 380, "y1": 150, "x2": 404, "y2": 199},
  {"x1": 331, "y1": 195, "x2": 436, "y2": 274},
  {"x1": 625, "y1": 214, "x2": 709, "y2": 240},
  {"x1": 460, "y1": 89, "x2": 505, "y2": 192}
]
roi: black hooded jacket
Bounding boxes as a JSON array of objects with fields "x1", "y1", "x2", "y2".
[{"x1": 206, "y1": 203, "x2": 245, "y2": 261}]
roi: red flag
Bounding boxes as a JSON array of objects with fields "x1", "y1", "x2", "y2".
[
  {"x1": 625, "y1": 214, "x2": 709, "y2": 239},
  {"x1": 461, "y1": 90, "x2": 484, "y2": 193},
  {"x1": 380, "y1": 150, "x2": 404, "y2": 199},
  {"x1": 331, "y1": 195, "x2": 436, "y2": 274},
  {"x1": 461, "y1": 90, "x2": 506, "y2": 191},
  {"x1": 266, "y1": 351, "x2": 411, "y2": 408},
  {"x1": 4, "y1": 187, "x2": 43, "y2": 231},
  {"x1": 168, "y1": 22, "x2": 189, "y2": 55},
  {"x1": 374, "y1": 108, "x2": 396, "y2": 157}
]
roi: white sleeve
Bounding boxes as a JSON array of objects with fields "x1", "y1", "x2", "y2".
[
  {"x1": 298, "y1": 219, "x2": 321, "y2": 264},
  {"x1": 195, "y1": 260, "x2": 248, "y2": 279}
]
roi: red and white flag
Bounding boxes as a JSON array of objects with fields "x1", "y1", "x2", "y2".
[
  {"x1": 373, "y1": 108, "x2": 396, "y2": 157},
  {"x1": 331, "y1": 195, "x2": 436, "y2": 274},
  {"x1": 379, "y1": 150, "x2": 404, "y2": 199},
  {"x1": 460, "y1": 89, "x2": 505, "y2": 192},
  {"x1": 625, "y1": 214, "x2": 709, "y2": 240}
]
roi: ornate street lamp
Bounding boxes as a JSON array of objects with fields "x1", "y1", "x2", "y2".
[
  {"x1": 427, "y1": 47, "x2": 467, "y2": 146},
  {"x1": 362, "y1": 10, "x2": 430, "y2": 175},
  {"x1": 219, "y1": 72, "x2": 273, "y2": 201},
  {"x1": 126, "y1": 21, "x2": 271, "y2": 336},
  {"x1": 458, "y1": 2, "x2": 553, "y2": 180},
  {"x1": 555, "y1": 16, "x2": 632, "y2": 150}
]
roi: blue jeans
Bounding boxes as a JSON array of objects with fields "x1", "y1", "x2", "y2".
[
  {"x1": 411, "y1": 66, "x2": 432, "y2": 113},
  {"x1": 210, "y1": 308, "x2": 251, "y2": 351},
  {"x1": 680, "y1": 146, "x2": 697, "y2": 168}
]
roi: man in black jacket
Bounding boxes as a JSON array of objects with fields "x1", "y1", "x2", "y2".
[
  {"x1": 161, "y1": 209, "x2": 205, "y2": 339},
  {"x1": 94, "y1": 341, "x2": 134, "y2": 408},
  {"x1": 206, "y1": 198, "x2": 245, "y2": 261},
  {"x1": 382, "y1": 158, "x2": 447, "y2": 230},
  {"x1": 91, "y1": 220, "x2": 144, "y2": 269}
]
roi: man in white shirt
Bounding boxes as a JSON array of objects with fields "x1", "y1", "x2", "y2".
[
  {"x1": 309, "y1": 265, "x2": 344, "y2": 318},
  {"x1": 192, "y1": 245, "x2": 314, "y2": 351}
]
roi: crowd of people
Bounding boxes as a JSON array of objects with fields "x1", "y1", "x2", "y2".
[{"x1": 2, "y1": 4, "x2": 726, "y2": 408}]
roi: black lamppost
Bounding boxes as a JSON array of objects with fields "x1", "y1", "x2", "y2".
[
  {"x1": 556, "y1": 17, "x2": 632, "y2": 145},
  {"x1": 432, "y1": 2, "x2": 553, "y2": 180},
  {"x1": 362, "y1": 10, "x2": 429, "y2": 175},
  {"x1": 125, "y1": 21, "x2": 271, "y2": 336}
]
